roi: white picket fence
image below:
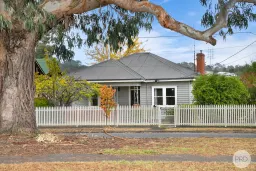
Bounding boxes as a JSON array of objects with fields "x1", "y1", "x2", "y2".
[
  {"x1": 175, "y1": 105, "x2": 256, "y2": 127},
  {"x1": 36, "y1": 106, "x2": 160, "y2": 127},
  {"x1": 35, "y1": 105, "x2": 256, "y2": 127}
]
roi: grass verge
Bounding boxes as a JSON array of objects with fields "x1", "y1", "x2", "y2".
[{"x1": 101, "y1": 138, "x2": 256, "y2": 156}]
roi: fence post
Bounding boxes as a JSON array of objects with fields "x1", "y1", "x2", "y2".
[
  {"x1": 158, "y1": 107, "x2": 161, "y2": 127},
  {"x1": 174, "y1": 106, "x2": 177, "y2": 127},
  {"x1": 116, "y1": 105, "x2": 119, "y2": 127},
  {"x1": 35, "y1": 107, "x2": 38, "y2": 127},
  {"x1": 224, "y1": 105, "x2": 227, "y2": 127}
]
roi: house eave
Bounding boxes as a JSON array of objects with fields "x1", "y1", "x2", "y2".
[{"x1": 87, "y1": 79, "x2": 143, "y2": 83}]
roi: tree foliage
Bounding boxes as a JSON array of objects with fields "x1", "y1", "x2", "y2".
[
  {"x1": 100, "y1": 85, "x2": 116, "y2": 119},
  {"x1": 192, "y1": 75, "x2": 250, "y2": 104},
  {"x1": 200, "y1": 0, "x2": 256, "y2": 38},
  {"x1": 35, "y1": 58, "x2": 99, "y2": 106},
  {"x1": 1, "y1": 0, "x2": 256, "y2": 50},
  {"x1": 86, "y1": 37, "x2": 145, "y2": 63}
]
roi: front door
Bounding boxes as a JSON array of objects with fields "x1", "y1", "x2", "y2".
[{"x1": 130, "y1": 86, "x2": 140, "y2": 106}]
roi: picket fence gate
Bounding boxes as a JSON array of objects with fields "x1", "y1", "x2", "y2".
[{"x1": 35, "y1": 105, "x2": 256, "y2": 127}]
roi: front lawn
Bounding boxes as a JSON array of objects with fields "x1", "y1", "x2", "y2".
[
  {"x1": 0, "y1": 161, "x2": 255, "y2": 171},
  {"x1": 0, "y1": 134, "x2": 255, "y2": 157},
  {"x1": 101, "y1": 137, "x2": 255, "y2": 156}
]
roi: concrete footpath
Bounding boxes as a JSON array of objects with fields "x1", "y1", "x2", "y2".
[{"x1": 65, "y1": 132, "x2": 256, "y2": 138}]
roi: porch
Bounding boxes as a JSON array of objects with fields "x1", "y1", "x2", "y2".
[{"x1": 88, "y1": 85, "x2": 141, "y2": 106}]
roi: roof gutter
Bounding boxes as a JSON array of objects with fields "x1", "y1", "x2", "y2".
[
  {"x1": 154, "y1": 78, "x2": 195, "y2": 82},
  {"x1": 88, "y1": 78, "x2": 195, "y2": 83}
]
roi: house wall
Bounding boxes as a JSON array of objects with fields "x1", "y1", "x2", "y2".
[
  {"x1": 189, "y1": 81, "x2": 194, "y2": 104},
  {"x1": 140, "y1": 81, "x2": 193, "y2": 105}
]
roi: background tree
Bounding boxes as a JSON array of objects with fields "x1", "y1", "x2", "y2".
[
  {"x1": 86, "y1": 37, "x2": 145, "y2": 64},
  {"x1": 35, "y1": 44, "x2": 86, "y2": 73},
  {"x1": 100, "y1": 85, "x2": 116, "y2": 124},
  {"x1": 35, "y1": 58, "x2": 99, "y2": 106},
  {"x1": 179, "y1": 62, "x2": 252, "y2": 75},
  {"x1": 35, "y1": 43, "x2": 55, "y2": 59},
  {"x1": 60, "y1": 60, "x2": 87, "y2": 73},
  {"x1": 192, "y1": 75, "x2": 250, "y2": 105},
  {"x1": 0, "y1": 0, "x2": 255, "y2": 133},
  {"x1": 241, "y1": 62, "x2": 256, "y2": 104}
]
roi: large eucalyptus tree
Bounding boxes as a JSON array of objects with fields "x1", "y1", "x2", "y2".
[{"x1": 0, "y1": 0, "x2": 255, "y2": 133}]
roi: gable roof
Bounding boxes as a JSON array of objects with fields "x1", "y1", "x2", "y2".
[
  {"x1": 70, "y1": 52, "x2": 197, "y2": 81},
  {"x1": 119, "y1": 53, "x2": 196, "y2": 80},
  {"x1": 36, "y1": 58, "x2": 49, "y2": 74}
]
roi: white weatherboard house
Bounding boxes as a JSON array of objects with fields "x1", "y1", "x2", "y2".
[{"x1": 70, "y1": 52, "x2": 198, "y2": 107}]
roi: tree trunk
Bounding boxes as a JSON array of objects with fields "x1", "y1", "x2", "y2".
[{"x1": 0, "y1": 33, "x2": 37, "y2": 134}]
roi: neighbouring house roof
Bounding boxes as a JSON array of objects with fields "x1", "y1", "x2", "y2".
[
  {"x1": 36, "y1": 58, "x2": 49, "y2": 74},
  {"x1": 70, "y1": 52, "x2": 197, "y2": 81}
]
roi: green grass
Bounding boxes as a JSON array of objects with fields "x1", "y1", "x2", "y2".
[
  {"x1": 103, "y1": 147, "x2": 159, "y2": 155},
  {"x1": 102, "y1": 146, "x2": 192, "y2": 155}
]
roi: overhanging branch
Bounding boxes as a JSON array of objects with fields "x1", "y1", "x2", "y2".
[{"x1": 37, "y1": 0, "x2": 256, "y2": 45}]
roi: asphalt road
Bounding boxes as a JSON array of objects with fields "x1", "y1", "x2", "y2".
[
  {"x1": 0, "y1": 154, "x2": 255, "y2": 164},
  {"x1": 66, "y1": 132, "x2": 256, "y2": 138}
]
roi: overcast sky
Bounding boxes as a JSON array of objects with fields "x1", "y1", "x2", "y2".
[{"x1": 73, "y1": 0, "x2": 256, "y2": 66}]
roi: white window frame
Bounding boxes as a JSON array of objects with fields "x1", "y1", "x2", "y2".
[{"x1": 152, "y1": 86, "x2": 177, "y2": 107}]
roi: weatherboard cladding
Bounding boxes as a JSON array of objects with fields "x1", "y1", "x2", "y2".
[{"x1": 70, "y1": 52, "x2": 196, "y2": 81}]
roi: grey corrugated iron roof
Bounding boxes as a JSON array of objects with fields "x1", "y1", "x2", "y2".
[
  {"x1": 70, "y1": 52, "x2": 197, "y2": 81},
  {"x1": 70, "y1": 59, "x2": 143, "y2": 80}
]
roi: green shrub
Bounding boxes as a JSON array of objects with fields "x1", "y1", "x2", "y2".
[
  {"x1": 192, "y1": 75, "x2": 250, "y2": 105},
  {"x1": 165, "y1": 108, "x2": 174, "y2": 115},
  {"x1": 34, "y1": 98, "x2": 52, "y2": 107}
]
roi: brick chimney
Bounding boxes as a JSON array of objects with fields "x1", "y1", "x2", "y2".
[{"x1": 196, "y1": 50, "x2": 205, "y2": 75}]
